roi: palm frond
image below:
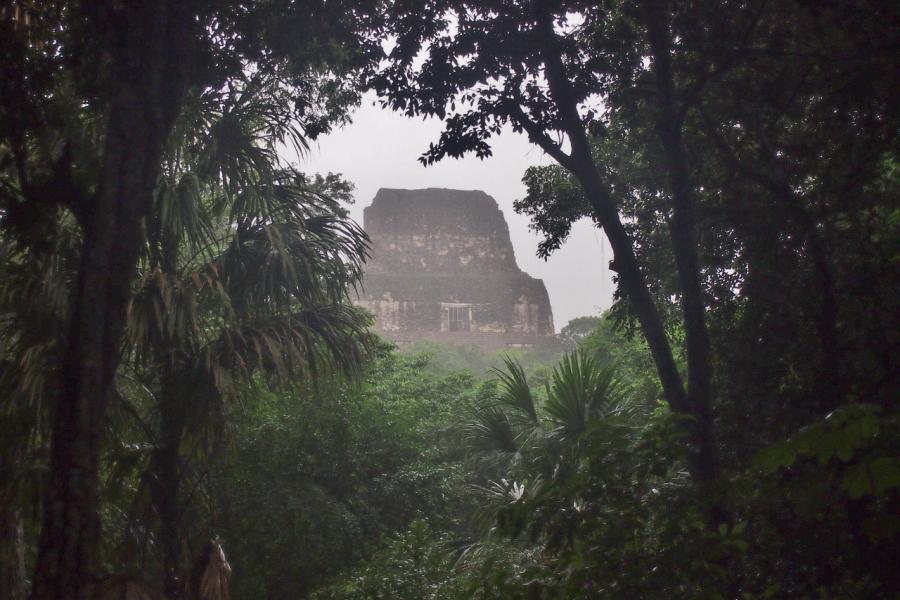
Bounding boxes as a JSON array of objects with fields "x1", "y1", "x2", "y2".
[
  {"x1": 147, "y1": 171, "x2": 217, "y2": 267},
  {"x1": 544, "y1": 351, "x2": 624, "y2": 443},
  {"x1": 0, "y1": 216, "x2": 79, "y2": 437},
  {"x1": 491, "y1": 355, "x2": 540, "y2": 426},
  {"x1": 126, "y1": 267, "x2": 202, "y2": 362},
  {"x1": 188, "y1": 538, "x2": 232, "y2": 600},
  {"x1": 463, "y1": 404, "x2": 520, "y2": 457},
  {"x1": 87, "y1": 575, "x2": 166, "y2": 600},
  {"x1": 192, "y1": 305, "x2": 372, "y2": 399}
]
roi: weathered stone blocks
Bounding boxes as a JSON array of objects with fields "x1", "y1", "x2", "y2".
[{"x1": 355, "y1": 188, "x2": 555, "y2": 349}]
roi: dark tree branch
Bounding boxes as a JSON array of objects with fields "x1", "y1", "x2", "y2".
[
  {"x1": 506, "y1": 102, "x2": 576, "y2": 172},
  {"x1": 696, "y1": 106, "x2": 841, "y2": 404},
  {"x1": 643, "y1": 0, "x2": 722, "y2": 499},
  {"x1": 675, "y1": 0, "x2": 768, "y2": 125},
  {"x1": 527, "y1": 6, "x2": 693, "y2": 426}
]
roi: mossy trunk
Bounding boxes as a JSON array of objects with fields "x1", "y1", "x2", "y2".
[
  {"x1": 0, "y1": 483, "x2": 26, "y2": 600},
  {"x1": 152, "y1": 353, "x2": 189, "y2": 597},
  {"x1": 30, "y1": 3, "x2": 191, "y2": 599}
]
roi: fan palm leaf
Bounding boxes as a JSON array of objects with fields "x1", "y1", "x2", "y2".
[
  {"x1": 463, "y1": 404, "x2": 520, "y2": 457},
  {"x1": 544, "y1": 351, "x2": 625, "y2": 444},
  {"x1": 491, "y1": 355, "x2": 540, "y2": 426},
  {"x1": 0, "y1": 213, "x2": 79, "y2": 427}
]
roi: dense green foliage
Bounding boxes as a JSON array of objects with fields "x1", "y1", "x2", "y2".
[
  {"x1": 213, "y1": 349, "x2": 478, "y2": 598},
  {"x1": 366, "y1": 0, "x2": 900, "y2": 595},
  {"x1": 1, "y1": 0, "x2": 898, "y2": 599},
  {"x1": 305, "y1": 323, "x2": 900, "y2": 599},
  {"x1": 400, "y1": 339, "x2": 564, "y2": 379},
  {"x1": 1, "y1": 2, "x2": 383, "y2": 598}
]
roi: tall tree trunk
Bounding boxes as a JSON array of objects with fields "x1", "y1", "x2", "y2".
[
  {"x1": 153, "y1": 236, "x2": 188, "y2": 599},
  {"x1": 153, "y1": 381, "x2": 186, "y2": 599},
  {"x1": 530, "y1": 14, "x2": 689, "y2": 416},
  {"x1": 573, "y1": 164, "x2": 691, "y2": 418},
  {"x1": 0, "y1": 469, "x2": 27, "y2": 600},
  {"x1": 527, "y1": 8, "x2": 723, "y2": 506},
  {"x1": 642, "y1": 0, "x2": 722, "y2": 490},
  {"x1": 30, "y1": 3, "x2": 191, "y2": 599}
]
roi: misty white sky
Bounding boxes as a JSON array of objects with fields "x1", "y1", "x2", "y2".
[{"x1": 299, "y1": 94, "x2": 615, "y2": 331}]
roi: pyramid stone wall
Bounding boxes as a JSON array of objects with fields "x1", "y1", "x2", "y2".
[{"x1": 355, "y1": 188, "x2": 554, "y2": 349}]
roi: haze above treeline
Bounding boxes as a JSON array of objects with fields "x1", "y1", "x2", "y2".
[
  {"x1": 302, "y1": 92, "x2": 614, "y2": 330},
  {"x1": 0, "y1": 2, "x2": 897, "y2": 600}
]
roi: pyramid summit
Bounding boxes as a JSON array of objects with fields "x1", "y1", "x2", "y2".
[{"x1": 355, "y1": 188, "x2": 554, "y2": 349}]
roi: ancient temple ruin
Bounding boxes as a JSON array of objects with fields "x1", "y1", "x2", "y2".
[{"x1": 355, "y1": 188, "x2": 555, "y2": 349}]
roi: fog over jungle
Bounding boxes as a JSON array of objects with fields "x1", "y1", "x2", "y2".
[{"x1": 6, "y1": 2, "x2": 896, "y2": 598}]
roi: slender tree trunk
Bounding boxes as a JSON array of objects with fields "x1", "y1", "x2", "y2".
[
  {"x1": 529, "y1": 8, "x2": 724, "y2": 505},
  {"x1": 154, "y1": 237, "x2": 188, "y2": 599},
  {"x1": 570, "y1": 150, "x2": 725, "y2": 489},
  {"x1": 531, "y1": 13, "x2": 689, "y2": 416},
  {"x1": 153, "y1": 382, "x2": 186, "y2": 599},
  {"x1": 642, "y1": 0, "x2": 722, "y2": 490},
  {"x1": 573, "y1": 164, "x2": 691, "y2": 417},
  {"x1": 0, "y1": 476, "x2": 27, "y2": 600},
  {"x1": 30, "y1": 3, "x2": 191, "y2": 599}
]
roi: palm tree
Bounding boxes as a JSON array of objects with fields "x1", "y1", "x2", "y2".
[
  {"x1": 462, "y1": 351, "x2": 638, "y2": 553},
  {"x1": 0, "y1": 212, "x2": 82, "y2": 600},
  {"x1": 467, "y1": 352, "x2": 630, "y2": 462},
  {"x1": 0, "y1": 73, "x2": 373, "y2": 597},
  {"x1": 118, "y1": 76, "x2": 372, "y2": 598}
]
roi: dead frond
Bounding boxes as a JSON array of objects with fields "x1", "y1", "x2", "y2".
[
  {"x1": 88, "y1": 575, "x2": 166, "y2": 600},
  {"x1": 187, "y1": 537, "x2": 231, "y2": 600}
]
